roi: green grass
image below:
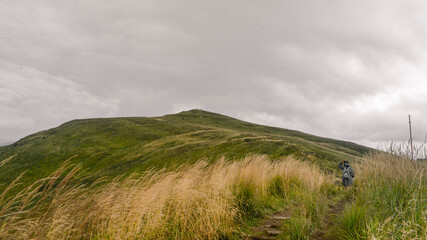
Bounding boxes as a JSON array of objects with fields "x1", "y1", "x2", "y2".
[
  {"x1": 281, "y1": 218, "x2": 312, "y2": 240},
  {"x1": 334, "y1": 203, "x2": 368, "y2": 240},
  {"x1": 331, "y1": 153, "x2": 427, "y2": 240},
  {"x1": 0, "y1": 109, "x2": 372, "y2": 195},
  {"x1": 279, "y1": 184, "x2": 337, "y2": 240}
]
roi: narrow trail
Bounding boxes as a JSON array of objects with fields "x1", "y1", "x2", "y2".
[
  {"x1": 311, "y1": 197, "x2": 347, "y2": 240},
  {"x1": 246, "y1": 209, "x2": 291, "y2": 240},
  {"x1": 245, "y1": 194, "x2": 349, "y2": 240}
]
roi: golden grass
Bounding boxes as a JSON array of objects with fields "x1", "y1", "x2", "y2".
[
  {"x1": 0, "y1": 155, "x2": 332, "y2": 240},
  {"x1": 0, "y1": 155, "x2": 14, "y2": 168}
]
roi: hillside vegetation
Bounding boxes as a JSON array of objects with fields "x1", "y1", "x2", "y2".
[
  {"x1": 0, "y1": 155, "x2": 336, "y2": 239},
  {"x1": 0, "y1": 109, "x2": 371, "y2": 193},
  {"x1": 333, "y1": 153, "x2": 426, "y2": 239},
  {"x1": 1, "y1": 153, "x2": 424, "y2": 240},
  {"x1": 0, "y1": 110, "x2": 425, "y2": 239}
]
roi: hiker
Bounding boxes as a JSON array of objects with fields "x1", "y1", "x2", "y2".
[{"x1": 339, "y1": 161, "x2": 354, "y2": 187}]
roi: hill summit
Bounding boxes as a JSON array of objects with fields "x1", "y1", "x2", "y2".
[{"x1": 0, "y1": 109, "x2": 371, "y2": 191}]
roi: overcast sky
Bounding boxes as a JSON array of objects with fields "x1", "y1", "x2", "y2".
[{"x1": 1, "y1": 0, "x2": 427, "y2": 148}]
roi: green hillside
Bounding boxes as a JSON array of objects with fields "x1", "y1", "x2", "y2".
[{"x1": 0, "y1": 109, "x2": 372, "y2": 192}]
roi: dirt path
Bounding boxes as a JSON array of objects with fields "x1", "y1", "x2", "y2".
[
  {"x1": 245, "y1": 195, "x2": 348, "y2": 240},
  {"x1": 311, "y1": 197, "x2": 347, "y2": 240},
  {"x1": 245, "y1": 209, "x2": 291, "y2": 240}
]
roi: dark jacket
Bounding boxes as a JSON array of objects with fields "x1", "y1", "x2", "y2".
[{"x1": 339, "y1": 162, "x2": 355, "y2": 186}]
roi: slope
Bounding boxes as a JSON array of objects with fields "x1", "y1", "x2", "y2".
[{"x1": 0, "y1": 109, "x2": 372, "y2": 193}]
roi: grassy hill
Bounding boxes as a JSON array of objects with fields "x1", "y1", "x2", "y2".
[
  {"x1": 0, "y1": 109, "x2": 372, "y2": 193},
  {"x1": 2, "y1": 110, "x2": 424, "y2": 240}
]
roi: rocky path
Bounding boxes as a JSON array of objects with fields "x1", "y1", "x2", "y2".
[
  {"x1": 311, "y1": 197, "x2": 347, "y2": 240},
  {"x1": 245, "y1": 195, "x2": 348, "y2": 240},
  {"x1": 245, "y1": 209, "x2": 290, "y2": 240}
]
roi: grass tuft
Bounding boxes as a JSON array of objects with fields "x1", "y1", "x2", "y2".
[{"x1": 281, "y1": 218, "x2": 312, "y2": 240}]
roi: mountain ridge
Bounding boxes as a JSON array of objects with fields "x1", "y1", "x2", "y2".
[{"x1": 0, "y1": 109, "x2": 373, "y2": 194}]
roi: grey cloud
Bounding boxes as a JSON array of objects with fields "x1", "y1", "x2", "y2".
[
  {"x1": 1, "y1": 0, "x2": 427, "y2": 147},
  {"x1": 0, "y1": 60, "x2": 119, "y2": 143}
]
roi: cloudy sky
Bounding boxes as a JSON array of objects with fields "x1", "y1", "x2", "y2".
[{"x1": 1, "y1": 0, "x2": 427, "y2": 148}]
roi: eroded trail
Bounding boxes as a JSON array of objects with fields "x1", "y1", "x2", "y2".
[
  {"x1": 246, "y1": 209, "x2": 291, "y2": 240},
  {"x1": 245, "y1": 193, "x2": 349, "y2": 240},
  {"x1": 311, "y1": 197, "x2": 347, "y2": 240}
]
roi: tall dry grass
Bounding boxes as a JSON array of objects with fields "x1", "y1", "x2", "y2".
[
  {"x1": 334, "y1": 152, "x2": 426, "y2": 240},
  {"x1": 0, "y1": 155, "x2": 332, "y2": 240}
]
